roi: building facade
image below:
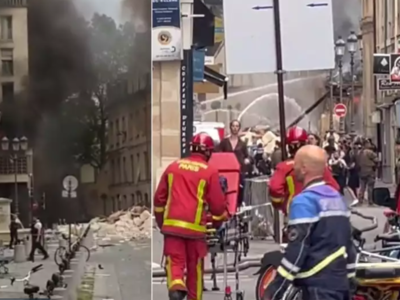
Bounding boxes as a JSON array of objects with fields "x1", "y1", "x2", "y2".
[
  {"x1": 361, "y1": 0, "x2": 400, "y2": 183},
  {"x1": 0, "y1": 0, "x2": 32, "y2": 221},
  {"x1": 105, "y1": 72, "x2": 151, "y2": 213}
]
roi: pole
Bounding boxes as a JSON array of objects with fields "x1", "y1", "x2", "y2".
[
  {"x1": 272, "y1": 0, "x2": 285, "y2": 244},
  {"x1": 68, "y1": 181, "x2": 71, "y2": 252},
  {"x1": 329, "y1": 70, "x2": 334, "y2": 133},
  {"x1": 349, "y1": 53, "x2": 356, "y2": 139},
  {"x1": 13, "y1": 155, "x2": 19, "y2": 216},
  {"x1": 338, "y1": 58, "x2": 345, "y2": 136}
]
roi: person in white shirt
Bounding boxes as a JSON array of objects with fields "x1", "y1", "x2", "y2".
[{"x1": 28, "y1": 217, "x2": 48, "y2": 261}]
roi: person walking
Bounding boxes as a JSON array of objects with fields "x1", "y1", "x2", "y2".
[
  {"x1": 9, "y1": 215, "x2": 20, "y2": 249},
  {"x1": 356, "y1": 139, "x2": 378, "y2": 205},
  {"x1": 28, "y1": 217, "x2": 49, "y2": 261}
]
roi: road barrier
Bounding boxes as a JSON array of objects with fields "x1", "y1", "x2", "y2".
[{"x1": 243, "y1": 176, "x2": 274, "y2": 239}]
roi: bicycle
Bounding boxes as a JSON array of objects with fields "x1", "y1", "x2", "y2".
[
  {"x1": 10, "y1": 264, "x2": 53, "y2": 299},
  {"x1": 54, "y1": 233, "x2": 90, "y2": 266}
]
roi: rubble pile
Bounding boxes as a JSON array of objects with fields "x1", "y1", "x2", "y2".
[{"x1": 91, "y1": 206, "x2": 152, "y2": 243}]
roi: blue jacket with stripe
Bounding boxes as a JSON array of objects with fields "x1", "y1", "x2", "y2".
[{"x1": 265, "y1": 181, "x2": 356, "y2": 299}]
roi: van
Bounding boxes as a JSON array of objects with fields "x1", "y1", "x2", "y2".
[{"x1": 193, "y1": 121, "x2": 225, "y2": 145}]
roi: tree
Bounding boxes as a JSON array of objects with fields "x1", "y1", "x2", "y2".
[{"x1": 58, "y1": 14, "x2": 136, "y2": 170}]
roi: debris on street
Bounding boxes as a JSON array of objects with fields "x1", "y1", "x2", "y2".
[{"x1": 91, "y1": 206, "x2": 151, "y2": 247}]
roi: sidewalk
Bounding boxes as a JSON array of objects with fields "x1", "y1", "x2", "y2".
[{"x1": 0, "y1": 242, "x2": 59, "y2": 298}]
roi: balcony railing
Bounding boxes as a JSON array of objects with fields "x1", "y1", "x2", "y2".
[
  {"x1": 0, "y1": 156, "x2": 27, "y2": 174},
  {"x1": 0, "y1": 0, "x2": 27, "y2": 7}
]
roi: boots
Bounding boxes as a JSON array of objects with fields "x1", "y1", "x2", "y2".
[{"x1": 169, "y1": 290, "x2": 187, "y2": 300}]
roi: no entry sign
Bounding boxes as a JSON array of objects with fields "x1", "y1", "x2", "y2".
[{"x1": 334, "y1": 103, "x2": 347, "y2": 118}]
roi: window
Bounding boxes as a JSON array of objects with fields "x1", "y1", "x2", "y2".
[
  {"x1": 122, "y1": 156, "x2": 127, "y2": 182},
  {"x1": 144, "y1": 151, "x2": 149, "y2": 180},
  {"x1": 116, "y1": 158, "x2": 121, "y2": 184},
  {"x1": 117, "y1": 194, "x2": 121, "y2": 210},
  {"x1": 115, "y1": 119, "x2": 120, "y2": 146},
  {"x1": 2, "y1": 82, "x2": 14, "y2": 102},
  {"x1": 130, "y1": 154, "x2": 134, "y2": 183},
  {"x1": 0, "y1": 16, "x2": 12, "y2": 40},
  {"x1": 122, "y1": 195, "x2": 127, "y2": 209},
  {"x1": 1, "y1": 49, "x2": 13, "y2": 76},
  {"x1": 136, "y1": 153, "x2": 141, "y2": 181},
  {"x1": 121, "y1": 117, "x2": 126, "y2": 143},
  {"x1": 131, "y1": 194, "x2": 135, "y2": 206},
  {"x1": 108, "y1": 121, "x2": 113, "y2": 148},
  {"x1": 129, "y1": 114, "x2": 133, "y2": 140},
  {"x1": 110, "y1": 159, "x2": 115, "y2": 184}
]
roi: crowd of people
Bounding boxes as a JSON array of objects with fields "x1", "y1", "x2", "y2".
[{"x1": 232, "y1": 123, "x2": 380, "y2": 206}]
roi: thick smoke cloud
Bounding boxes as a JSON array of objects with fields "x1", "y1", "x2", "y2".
[{"x1": 332, "y1": 0, "x2": 361, "y2": 39}]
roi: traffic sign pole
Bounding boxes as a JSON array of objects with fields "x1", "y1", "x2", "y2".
[{"x1": 273, "y1": 0, "x2": 284, "y2": 245}]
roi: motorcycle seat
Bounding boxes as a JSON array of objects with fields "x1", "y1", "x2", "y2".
[
  {"x1": 24, "y1": 285, "x2": 40, "y2": 295},
  {"x1": 356, "y1": 267, "x2": 400, "y2": 279}
]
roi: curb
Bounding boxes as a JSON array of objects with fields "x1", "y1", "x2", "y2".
[{"x1": 60, "y1": 226, "x2": 92, "y2": 300}]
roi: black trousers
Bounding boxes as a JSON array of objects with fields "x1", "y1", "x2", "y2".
[
  {"x1": 29, "y1": 237, "x2": 48, "y2": 260},
  {"x1": 9, "y1": 231, "x2": 18, "y2": 248},
  {"x1": 301, "y1": 287, "x2": 350, "y2": 300}
]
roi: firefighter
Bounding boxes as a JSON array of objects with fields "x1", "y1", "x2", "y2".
[
  {"x1": 153, "y1": 132, "x2": 228, "y2": 300},
  {"x1": 269, "y1": 126, "x2": 339, "y2": 216},
  {"x1": 263, "y1": 145, "x2": 356, "y2": 300}
]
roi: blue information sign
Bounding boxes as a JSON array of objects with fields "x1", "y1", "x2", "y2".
[
  {"x1": 193, "y1": 49, "x2": 205, "y2": 82},
  {"x1": 152, "y1": 0, "x2": 183, "y2": 61}
]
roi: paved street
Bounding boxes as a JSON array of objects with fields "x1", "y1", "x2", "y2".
[
  {"x1": 152, "y1": 186, "x2": 390, "y2": 300},
  {"x1": 0, "y1": 243, "x2": 60, "y2": 298},
  {"x1": 92, "y1": 238, "x2": 151, "y2": 300}
]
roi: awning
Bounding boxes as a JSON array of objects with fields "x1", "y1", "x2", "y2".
[{"x1": 204, "y1": 66, "x2": 228, "y2": 99}]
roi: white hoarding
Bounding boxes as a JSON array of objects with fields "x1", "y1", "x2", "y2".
[{"x1": 223, "y1": 0, "x2": 335, "y2": 74}]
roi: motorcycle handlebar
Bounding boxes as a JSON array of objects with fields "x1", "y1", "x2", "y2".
[{"x1": 350, "y1": 209, "x2": 378, "y2": 232}]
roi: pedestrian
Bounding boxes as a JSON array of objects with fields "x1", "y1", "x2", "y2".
[
  {"x1": 328, "y1": 150, "x2": 348, "y2": 194},
  {"x1": 270, "y1": 140, "x2": 282, "y2": 170},
  {"x1": 307, "y1": 133, "x2": 321, "y2": 146},
  {"x1": 9, "y1": 215, "x2": 21, "y2": 249},
  {"x1": 356, "y1": 139, "x2": 378, "y2": 205},
  {"x1": 153, "y1": 132, "x2": 228, "y2": 300},
  {"x1": 263, "y1": 145, "x2": 356, "y2": 300},
  {"x1": 28, "y1": 217, "x2": 49, "y2": 261},
  {"x1": 217, "y1": 119, "x2": 251, "y2": 204}
]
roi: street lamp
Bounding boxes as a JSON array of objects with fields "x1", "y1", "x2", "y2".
[
  {"x1": 335, "y1": 36, "x2": 346, "y2": 136},
  {"x1": 1, "y1": 136, "x2": 29, "y2": 215},
  {"x1": 347, "y1": 31, "x2": 358, "y2": 139}
]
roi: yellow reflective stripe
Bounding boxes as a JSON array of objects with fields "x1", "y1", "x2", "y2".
[
  {"x1": 164, "y1": 219, "x2": 207, "y2": 232},
  {"x1": 212, "y1": 213, "x2": 225, "y2": 221},
  {"x1": 271, "y1": 197, "x2": 284, "y2": 203},
  {"x1": 166, "y1": 256, "x2": 185, "y2": 289},
  {"x1": 277, "y1": 266, "x2": 295, "y2": 281},
  {"x1": 195, "y1": 179, "x2": 206, "y2": 225},
  {"x1": 347, "y1": 272, "x2": 356, "y2": 278},
  {"x1": 154, "y1": 207, "x2": 164, "y2": 213},
  {"x1": 166, "y1": 256, "x2": 172, "y2": 288},
  {"x1": 163, "y1": 174, "x2": 174, "y2": 219},
  {"x1": 296, "y1": 247, "x2": 346, "y2": 279},
  {"x1": 196, "y1": 259, "x2": 203, "y2": 300},
  {"x1": 286, "y1": 176, "x2": 295, "y2": 212}
]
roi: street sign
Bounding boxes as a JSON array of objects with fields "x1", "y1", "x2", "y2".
[
  {"x1": 223, "y1": 0, "x2": 335, "y2": 74},
  {"x1": 390, "y1": 53, "x2": 400, "y2": 82},
  {"x1": 378, "y1": 78, "x2": 400, "y2": 91},
  {"x1": 62, "y1": 190, "x2": 77, "y2": 198},
  {"x1": 373, "y1": 54, "x2": 390, "y2": 75},
  {"x1": 334, "y1": 103, "x2": 347, "y2": 118},
  {"x1": 62, "y1": 175, "x2": 78, "y2": 191}
]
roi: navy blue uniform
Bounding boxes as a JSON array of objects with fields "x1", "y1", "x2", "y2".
[{"x1": 264, "y1": 181, "x2": 356, "y2": 300}]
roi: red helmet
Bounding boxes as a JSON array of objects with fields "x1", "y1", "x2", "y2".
[
  {"x1": 191, "y1": 132, "x2": 214, "y2": 151},
  {"x1": 286, "y1": 126, "x2": 308, "y2": 145}
]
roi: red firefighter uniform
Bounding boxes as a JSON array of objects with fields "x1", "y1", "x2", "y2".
[
  {"x1": 154, "y1": 153, "x2": 228, "y2": 300},
  {"x1": 269, "y1": 159, "x2": 340, "y2": 215}
]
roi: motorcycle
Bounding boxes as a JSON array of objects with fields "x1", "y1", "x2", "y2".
[{"x1": 254, "y1": 208, "x2": 400, "y2": 300}]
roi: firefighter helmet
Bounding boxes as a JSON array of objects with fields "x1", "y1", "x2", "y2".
[
  {"x1": 286, "y1": 126, "x2": 308, "y2": 144},
  {"x1": 191, "y1": 132, "x2": 214, "y2": 151}
]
